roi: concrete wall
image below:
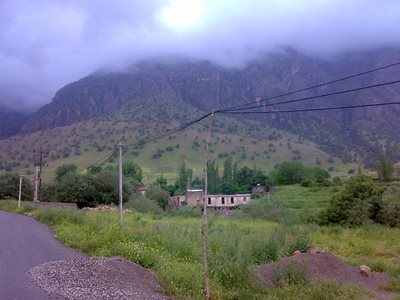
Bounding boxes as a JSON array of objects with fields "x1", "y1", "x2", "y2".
[{"x1": 32, "y1": 202, "x2": 78, "y2": 210}]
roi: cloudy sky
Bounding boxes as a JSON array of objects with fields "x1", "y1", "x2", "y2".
[{"x1": 1, "y1": 0, "x2": 400, "y2": 111}]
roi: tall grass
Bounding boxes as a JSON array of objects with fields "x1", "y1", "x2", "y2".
[{"x1": 0, "y1": 200, "x2": 388, "y2": 299}]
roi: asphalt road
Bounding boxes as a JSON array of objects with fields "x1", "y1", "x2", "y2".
[{"x1": 0, "y1": 211, "x2": 84, "y2": 300}]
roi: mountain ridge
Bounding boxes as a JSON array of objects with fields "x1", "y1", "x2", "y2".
[{"x1": 4, "y1": 47, "x2": 400, "y2": 164}]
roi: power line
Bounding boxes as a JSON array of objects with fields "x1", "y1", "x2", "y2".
[
  {"x1": 219, "y1": 101, "x2": 400, "y2": 115},
  {"x1": 218, "y1": 60, "x2": 400, "y2": 112},
  {"x1": 219, "y1": 79, "x2": 400, "y2": 112},
  {"x1": 81, "y1": 112, "x2": 212, "y2": 172},
  {"x1": 125, "y1": 113, "x2": 211, "y2": 147}
]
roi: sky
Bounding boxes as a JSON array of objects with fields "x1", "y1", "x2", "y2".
[{"x1": 1, "y1": 0, "x2": 400, "y2": 111}]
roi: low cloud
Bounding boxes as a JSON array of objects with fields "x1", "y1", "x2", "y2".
[{"x1": 1, "y1": 0, "x2": 400, "y2": 111}]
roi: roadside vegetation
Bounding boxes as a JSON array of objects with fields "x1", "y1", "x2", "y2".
[{"x1": 1, "y1": 156, "x2": 399, "y2": 299}]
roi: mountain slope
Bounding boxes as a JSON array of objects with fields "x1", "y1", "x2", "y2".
[
  {"x1": 0, "y1": 96, "x2": 352, "y2": 181},
  {"x1": 18, "y1": 48, "x2": 400, "y2": 164}
]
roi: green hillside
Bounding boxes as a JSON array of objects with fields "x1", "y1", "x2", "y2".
[{"x1": 0, "y1": 97, "x2": 356, "y2": 184}]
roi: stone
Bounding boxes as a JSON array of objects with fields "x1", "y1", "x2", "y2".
[
  {"x1": 359, "y1": 265, "x2": 372, "y2": 278},
  {"x1": 292, "y1": 250, "x2": 302, "y2": 256}
]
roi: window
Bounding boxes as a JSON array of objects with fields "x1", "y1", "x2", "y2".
[
  {"x1": 221, "y1": 197, "x2": 225, "y2": 204},
  {"x1": 208, "y1": 197, "x2": 211, "y2": 205},
  {"x1": 231, "y1": 197, "x2": 234, "y2": 204}
]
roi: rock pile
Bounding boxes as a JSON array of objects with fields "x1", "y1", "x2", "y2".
[{"x1": 82, "y1": 205, "x2": 131, "y2": 214}]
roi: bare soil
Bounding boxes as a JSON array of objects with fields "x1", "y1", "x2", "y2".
[{"x1": 254, "y1": 252, "x2": 394, "y2": 299}]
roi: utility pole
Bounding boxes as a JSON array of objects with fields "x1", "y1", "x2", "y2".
[
  {"x1": 118, "y1": 142, "x2": 123, "y2": 226},
  {"x1": 18, "y1": 175, "x2": 24, "y2": 208},
  {"x1": 202, "y1": 109, "x2": 215, "y2": 300},
  {"x1": 33, "y1": 166, "x2": 40, "y2": 202},
  {"x1": 33, "y1": 150, "x2": 48, "y2": 202},
  {"x1": 38, "y1": 151, "x2": 43, "y2": 201}
]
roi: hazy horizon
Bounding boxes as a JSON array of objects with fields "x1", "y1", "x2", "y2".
[{"x1": 1, "y1": 0, "x2": 400, "y2": 111}]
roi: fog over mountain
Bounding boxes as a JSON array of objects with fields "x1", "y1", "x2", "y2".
[{"x1": 1, "y1": 0, "x2": 400, "y2": 111}]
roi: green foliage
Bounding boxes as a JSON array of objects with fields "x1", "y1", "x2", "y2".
[
  {"x1": 125, "y1": 194, "x2": 163, "y2": 214},
  {"x1": 272, "y1": 161, "x2": 305, "y2": 185},
  {"x1": 146, "y1": 186, "x2": 170, "y2": 210},
  {"x1": 154, "y1": 175, "x2": 168, "y2": 190},
  {"x1": 175, "y1": 162, "x2": 193, "y2": 194},
  {"x1": 237, "y1": 196, "x2": 299, "y2": 224},
  {"x1": 273, "y1": 261, "x2": 309, "y2": 287},
  {"x1": 44, "y1": 168, "x2": 131, "y2": 207},
  {"x1": 377, "y1": 152, "x2": 394, "y2": 182},
  {"x1": 234, "y1": 166, "x2": 269, "y2": 193},
  {"x1": 322, "y1": 175, "x2": 384, "y2": 226},
  {"x1": 0, "y1": 173, "x2": 32, "y2": 200},
  {"x1": 272, "y1": 161, "x2": 330, "y2": 186},
  {"x1": 55, "y1": 164, "x2": 78, "y2": 181},
  {"x1": 123, "y1": 160, "x2": 143, "y2": 187},
  {"x1": 377, "y1": 185, "x2": 400, "y2": 227}
]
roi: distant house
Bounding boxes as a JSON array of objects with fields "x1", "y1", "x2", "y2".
[
  {"x1": 252, "y1": 184, "x2": 266, "y2": 194},
  {"x1": 135, "y1": 186, "x2": 147, "y2": 195},
  {"x1": 168, "y1": 189, "x2": 251, "y2": 210}
]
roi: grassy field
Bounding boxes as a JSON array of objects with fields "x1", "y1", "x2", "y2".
[{"x1": 1, "y1": 184, "x2": 399, "y2": 299}]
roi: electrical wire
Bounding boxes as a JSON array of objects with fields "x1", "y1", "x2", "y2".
[
  {"x1": 218, "y1": 60, "x2": 400, "y2": 112},
  {"x1": 219, "y1": 101, "x2": 400, "y2": 115},
  {"x1": 219, "y1": 79, "x2": 400, "y2": 112}
]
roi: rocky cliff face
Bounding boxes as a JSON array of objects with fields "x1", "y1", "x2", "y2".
[
  {"x1": 18, "y1": 48, "x2": 400, "y2": 162},
  {"x1": 0, "y1": 106, "x2": 30, "y2": 139}
]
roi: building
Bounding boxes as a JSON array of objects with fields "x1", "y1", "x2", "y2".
[
  {"x1": 168, "y1": 189, "x2": 251, "y2": 210},
  {"x1": 135, "y1": 186, "x2": 147, "y2": 195}
]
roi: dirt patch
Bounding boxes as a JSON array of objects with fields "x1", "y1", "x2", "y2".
[
  {"x1": 27, "y1": 256, "x2": 169, "y2": 300},
  {"x1": 254, "y1": 252, "x2": 394, "y2": 299}
]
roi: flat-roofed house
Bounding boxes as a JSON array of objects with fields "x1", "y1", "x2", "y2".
[{"x1": 168, "y1": 190, "x2": 251, "y2": 210}]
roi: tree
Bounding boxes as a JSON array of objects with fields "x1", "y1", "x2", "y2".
[
  {"x1": 270, "y1": 161, "x2": 305, "y2": 185},
  {"x1": 207, "y1": 160, "x2": 220, "y2": 194},
  {"x1": 323, "y1": 175, "x2": 384, "y2": 226},
  {"x1": 0, "y1": 173, "x2": 32, "y2": 201},
  {"x1": 175, "y1": 162, "x2": 193, "y2": 194},
  {"x1": 222, "y1": 157, "x2": 233, "y2": 185},
  {"x1": 377, "y1": 186, "x2": 400, "y2": 227},
  {"x1": 147, "y1": 186, "x2": 170, "y2": 210},
  {"x1": 54, "y1": 173, "x2": 99, "y2": 207},
  {"x1": 234, "y1": 166, "x2": 269, "y2": 193},
  {"x1": 123, "y1": 161, "x2": 143, "y2": 187},
  {"x1": 377, "y1": 153, "x2": 394, "y2": 182},
  {"x1": 55, "y1": 164, "x2": 77, "y2": 181},
  {"x1": 155, "y1": 175, "x2": 168, "y2": 190}
]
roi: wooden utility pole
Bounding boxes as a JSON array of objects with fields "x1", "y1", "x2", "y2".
[
  {"x1": 18, "y1": 175, "x2": 24, "y2": 208},
  {"x1": 33, "y1": 150, "x2": 47, "y2": 202},
  {"x1": 118, "y1": 142, "x2": 124, "y2": 226},
  {"x1": 202, "y1": 109, "x2": 215, "y2": 300},
  {"x1": 33, "y1": 166, "x2": 40, "y2": 202}
]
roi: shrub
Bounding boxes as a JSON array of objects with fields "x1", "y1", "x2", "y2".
[
  {"x1": 125, "y1": 195, "x2": 163, "y2": 214},
  {"x1": 0, "y1": 173, "x2": 32, "y2": 200},
  {"x1": 322, "y1": 175, "x2": 384, "y2": 226},
  {"x1": 377, "y1": 186, "x2": 400, "y2": 227}
]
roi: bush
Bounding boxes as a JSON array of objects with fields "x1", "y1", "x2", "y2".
[
  {"x1": 0, "y1": 173, "x2": 32, "y2": 200},
  {"x1": 125, "y1": 195, "x2": 163, "y2": 214},
  {"x1": 321, "y1": 175, "x2": 384, "y2": 226},
  {"x1": 377, "y1": 186, "x2": 400, "y2": 227}
]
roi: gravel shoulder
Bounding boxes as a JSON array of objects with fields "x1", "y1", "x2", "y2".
[
  {"x1": 0, "y1": 211, "x2": 169, "y2": 300},
  {"x1": 28, "y1": 257, "x2": 169, "y2": 300}
]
